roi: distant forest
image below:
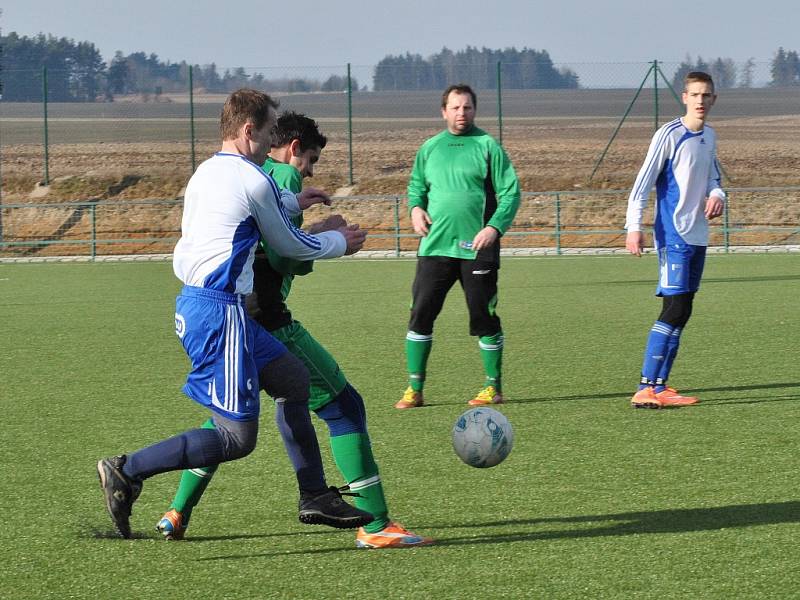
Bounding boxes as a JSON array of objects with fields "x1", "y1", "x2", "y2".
[
  {"x1": 1, "y1": 32, "x2": 799, "y2": 102},
  {"x1": 372, "y1": 47, "x2": 578, "y2": 90}
]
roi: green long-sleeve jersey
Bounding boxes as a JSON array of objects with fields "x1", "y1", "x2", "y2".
[
  {"x1": 407, "y1": 126, "x2": 520, "y2": 260},
  {"x1": 262, "y1": 158, "x2": 312, "y2": 279},
  {"x1": 254, "y1": 158, "x2": 311, "y2": 330}
]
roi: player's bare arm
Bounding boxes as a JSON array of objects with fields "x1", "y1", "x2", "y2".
[
  {"x1": 625, "y1": 230, "x2": 645, "y2": 257},
  {"x1": 705, "y1": 195, "x2": 724, "y2": 219},
  {"x1": 411, "y1": 206, "x2": 432, "y2": 236},
  {"x1": 471, "y1": 226, "x2": 499, "y2": 250}
]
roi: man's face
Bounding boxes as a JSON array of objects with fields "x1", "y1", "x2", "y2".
[
  {"x1": 682, "y1": 81, "x2": 716, "y2": 122},
  {"x1": 248, "y1": 106, "x2": 277, "y2": 165},
  {"x1": 290, "y1": 145, "x2": 322, "y2": 179},
  {"x1": 441, "y1": 91, "x2": 476, "y2": 135}
]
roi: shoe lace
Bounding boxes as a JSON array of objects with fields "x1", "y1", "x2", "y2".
[
  {"x1": 331, "y1": 484, "x2": 363, "y2": 499},
  {"x1": 402, "y1": 388, "x2": 419, "y2": 402}
]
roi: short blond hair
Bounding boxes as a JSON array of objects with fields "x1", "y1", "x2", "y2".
[{"x1": 220, "y1": 89, "x2": 279, "y2": 140}]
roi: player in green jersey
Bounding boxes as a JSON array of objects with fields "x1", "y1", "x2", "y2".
[
  {"x1": 397, "y1": 84, "x2": 521, "y2": 409},
  {"x1": 158, "y1": 111, "x2": 432, "y2": 549}
]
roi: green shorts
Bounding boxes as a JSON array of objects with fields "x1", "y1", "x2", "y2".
[{"x1": 270, "y1": 320, "x2": 347, "y2": 411}]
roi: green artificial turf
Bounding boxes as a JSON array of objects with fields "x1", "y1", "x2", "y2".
[{"x1": 1, "y1": 254, "x2": 798, "y2": 599}]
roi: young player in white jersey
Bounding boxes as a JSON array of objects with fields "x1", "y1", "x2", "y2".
[
  {"x1": 625, "y1": 71, "x2": 726, "y2": 409},
  {"x1": 96, "y1": 89, "x2": 372, "y2": 538}
]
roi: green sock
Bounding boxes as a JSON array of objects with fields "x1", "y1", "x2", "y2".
[
  {"x1": 406, "y1": 332, "x2": 432, "y2": 392},
  {"x1": 169, "y1": 418, "x2": 218, "y2": 522},
  {"x1": 329, "y1": 433, "x2": 390, "y2": 533},
  {"x1": 479, "y1": 332, "x2": 504, "y2": 392}
]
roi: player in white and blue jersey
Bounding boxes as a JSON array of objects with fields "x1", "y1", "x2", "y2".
[
  {"x1": 625, "y1": 72, "x2": 726, "y2": 409},
  {"x1": 96, "y1": 89, "x2": 372, "y2": 538}
]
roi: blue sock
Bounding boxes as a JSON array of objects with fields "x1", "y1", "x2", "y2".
[
  {"x1": 122, "y1": 427, "x2": 225, "y2": 481},
  {"x1": 655, "y1": 327, "x2": 682, "y2": 392},
  {"x1": 639, "y1": 320, "x2": 674, "y2": 389},
  {"x1": 275, "y1": 400, "x2": 326, "y2": 494}
]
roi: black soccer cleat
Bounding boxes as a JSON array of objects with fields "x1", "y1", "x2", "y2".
[
  {"x1": 298, "y1": 485, "x2": 374, "y2": 529},
  {"x1": 97, "y1": 455, "x2": 142, "y2": 539}
]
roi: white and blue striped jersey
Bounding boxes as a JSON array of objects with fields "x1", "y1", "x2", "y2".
[
  {"x1": 625, "y1": 118, "x2": 725, "y2": 247},
  {"x1": 173, "y1": 152, "x2": 345, "y2": 294}
]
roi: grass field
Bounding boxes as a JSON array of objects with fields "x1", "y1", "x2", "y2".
[{"x1": 1, "y1": 255, "x2": 799, "y2": 599}]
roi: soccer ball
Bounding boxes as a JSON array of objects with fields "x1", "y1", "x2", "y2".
[{"x1": 452, "y1": 407, "x2": 514, "y2": 468}]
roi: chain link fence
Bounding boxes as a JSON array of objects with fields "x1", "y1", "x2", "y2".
[
  {"x1": 2, "y1": 188, "x2": 798, "y2": 261},
  {"x1": 1, "y1": 61, "x2": 798, "y2": 257}
]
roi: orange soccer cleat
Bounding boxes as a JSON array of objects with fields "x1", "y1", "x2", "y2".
[
  {"x1": 156, "y1": 509, "x2": 188, "y2": 541},
  {"x1": 355, "y1": 522, "x2": 434, "y2": 549},
  {"x1": 655, "y1": 387, "x2": 699, "y2": 406},
  {"x1": 630, "y1": 386, "x2": 662, "y2": 409}
]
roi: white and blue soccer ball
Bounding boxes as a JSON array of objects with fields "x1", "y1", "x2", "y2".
[{"x1": 452, "y1": 407, "x2": 514, "y2": 468}]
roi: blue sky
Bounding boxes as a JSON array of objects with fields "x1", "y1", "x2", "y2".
[{"x1": 2, "y1": 0, "x2": 795, "y2": 69}]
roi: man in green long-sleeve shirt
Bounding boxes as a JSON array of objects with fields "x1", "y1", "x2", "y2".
[{"x1": 397, "y1": 84, "x2": 521, "y2": 409}]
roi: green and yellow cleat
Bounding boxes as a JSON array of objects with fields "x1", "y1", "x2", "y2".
[
  {"x1": 395, "y1": 387, "x2": 424, "y2": 409},
  {"x1": 468, "y1": 385, "x2": 504, "y2": 406}
]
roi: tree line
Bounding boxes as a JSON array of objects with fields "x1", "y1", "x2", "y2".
[
  {"x1": 2, "y1": 32, "x2": 799, "y2": 102},
  {"x1": 372, "y1": 46, "x2": 579, "y2": 90},
  {"x1": 0, "y1": 33, "x2": 359, "y2": 101},
  {"x1": 669, "y1": 49, "x2": 800, "y2": 89}
]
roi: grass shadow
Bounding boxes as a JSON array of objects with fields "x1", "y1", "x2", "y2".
[
  {"x1": 512, "y1": 381, "x2": 800, "y2": 404},
  {"x1": 193, "y1": 501, "x2": 800, "y2": 561}
]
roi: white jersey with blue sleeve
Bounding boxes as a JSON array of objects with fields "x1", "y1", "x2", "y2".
[
  {"x1": 625, "y1": 118, "x2": 725, "y2": 247},
  {"x1": 173, "y1": 152, "x2": 345, "y2": 294}
]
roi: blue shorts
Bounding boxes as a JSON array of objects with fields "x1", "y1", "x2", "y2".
[
  {"x1": 175, "y1": 286, "x2": 287, "y2": 420},
  {"x1": 656, "y1": 243, "x2": 706, "y2": 296}
]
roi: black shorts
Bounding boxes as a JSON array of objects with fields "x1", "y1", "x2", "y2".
[{"x1": 408, "y1": 256, "x2": 501, "y2": 337}]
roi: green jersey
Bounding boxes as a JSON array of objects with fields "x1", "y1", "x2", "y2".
[
  {"x1": 254, "y1": 158, "x2": 312, "y2": 330},
  {"x1": 407, "y1": 126, "x2": 520, "y2": 260}
]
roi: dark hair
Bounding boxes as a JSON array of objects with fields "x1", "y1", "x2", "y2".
[
  {"x1": 220, "y1": 88, "x2": 279, "y2": 140},
  {"x1": 271, "y1": 111, "x2": 327, "y2": 151},
  {"x1": 441, "y1": 83, "x2": 477, "y2": 109},
  {"x1": 684, "y1": 71, "x2": 715, "y2": 92}
]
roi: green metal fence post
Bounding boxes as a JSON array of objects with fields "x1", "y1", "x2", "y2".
[
  {"x1": 496, "y1": 61, "x2": 503, "y2": 145},
  {"x1": 653, "y1": 59, "x2": 659, "y2": 130},
  {"x1": 189, "y1": 65, "x2": 196, "y2": 172},
  {"x1": 90, "y1": 203, "x2": 97, "y2": 260},
  {"x1": 347, "y1": 63, "x2": 354, "y2": 186},
  {"x1": 555, "y1": 193, "x2": 562, "y2": 255},
  {"x1": 589, "y1": 63, "x2": 654, "y2": 182},
  {"x1": 723, "y1": 193, "x2": 730, "y2": 253},
  {"x1": 43, "y1": 66, "x2": 50, "y2": 185},
  {"x1": 394, "y1": 196, "x2": 401, "y2": 257}
]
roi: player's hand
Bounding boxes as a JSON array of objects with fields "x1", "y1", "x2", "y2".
[
  {"x1": 705, "y1": 195, "x2": 724, "y2": 220},
  {"x1": 307, "y1": 214, "x2": 347, "y2": 234},
  {"x1": 339, "y1": 224, "x2": 367, "y2": 255},
  {"x1": 625, "y1": 231, "x2": 645, "y2": 257},
  {"x1": 411, "y1": 207, "x2": 432, "y2": 236},
  {"x1": 297, "y1": 187, "x2": 332, "y2": 210},
  {"x1": 472, "y1": 226, "x2": 499, "y2": 251}
]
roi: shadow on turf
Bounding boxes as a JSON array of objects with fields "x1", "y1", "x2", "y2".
[
  {"x1": 192, "y1": 500, "x2": 800, "y2": 560},
  {"x1": 511, "y1": 381, "x2": 800, "y2": 404},
  {"x1": 84, "y1": 527, "x2": 335, "y2": 542},
  {"x1": 599, "y1": 274, "x2": 800, "y2": 287},
  {"x1": 426, "y1": 501, "x2": 800, "y2": 546}
]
